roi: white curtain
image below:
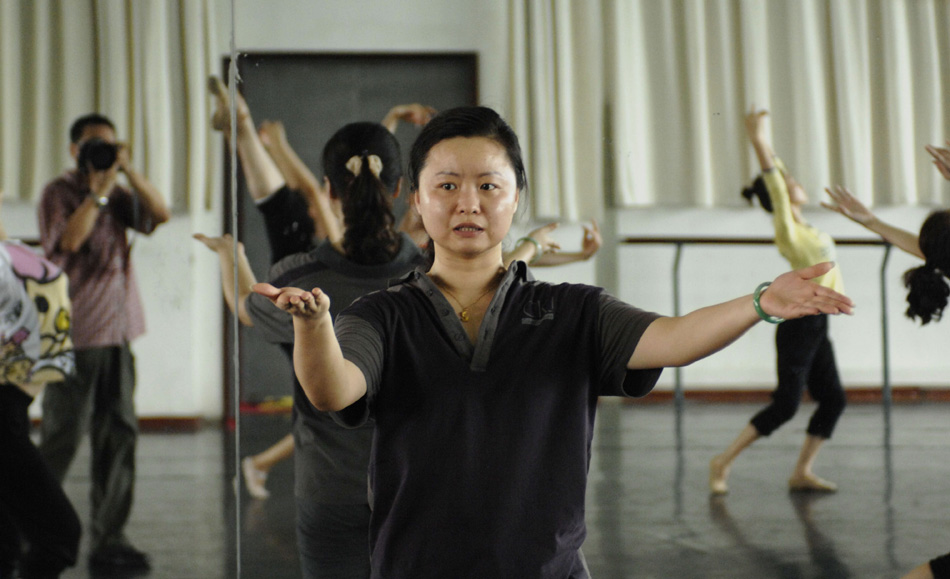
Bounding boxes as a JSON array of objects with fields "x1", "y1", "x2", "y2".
[
  {"x1": 0, "y1": 0, "x2": 219, "y2": 210},
  {"x1": 509, "y1": 0, "x2": 606, "y2": 221},
  {"x1": 511, "y1": 0, "x2": 950, "y2": 213}
]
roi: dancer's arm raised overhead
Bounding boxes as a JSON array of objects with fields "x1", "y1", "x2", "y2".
[
  {"x1": 743, "y1": 107, "x2": 806, "y2": 246},
  {"x1": 209, "y1": 76, "x2": 285, "y2": 201},
  {"x1": 257, "y1": 120, "x2": 322, "y2": 194},
  {"x1": 381, "y1": 103, "x2": 437, "y2": 134},
  {"x1": 822, "y1": 184, "x2": 923, "y2": 259},
  {"x1": 258, "y1": 119, "x2": 343, "y2": 244},
  {"x1": 745, "y1": 106, "x2": 777, "y2": 172}
]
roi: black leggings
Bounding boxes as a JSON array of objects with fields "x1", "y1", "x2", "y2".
[
  {"x1": 0, "y1": 385, "x2": 80, "y2": 577},
  {"x1": 750, "y1": 315, "x2": 846, "y2": 439}
]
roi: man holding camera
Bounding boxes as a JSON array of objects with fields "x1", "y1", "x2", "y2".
[{"x1": 37, "y1": 113, "x2": 170, "y2": 572}]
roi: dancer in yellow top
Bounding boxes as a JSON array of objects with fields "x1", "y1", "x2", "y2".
[{"x1": 710, "y1": 107, "x2": 848, "y2": 495}]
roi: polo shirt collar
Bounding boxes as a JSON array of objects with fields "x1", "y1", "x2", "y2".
[{"x1": 396, "y1": 261, "x2": 528, "y2": 371}]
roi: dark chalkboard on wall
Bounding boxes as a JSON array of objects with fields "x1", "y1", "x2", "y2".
[{"x1": 222, "y1": 53, "x2": 477, "y2": 410}]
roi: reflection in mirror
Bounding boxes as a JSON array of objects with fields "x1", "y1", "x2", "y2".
[
  {"x1": 1, "y1": 0, "x2": 231, "y2": 577},
  {"x1": 220, "y1": 51, "x2": 477, "y2": 576}
]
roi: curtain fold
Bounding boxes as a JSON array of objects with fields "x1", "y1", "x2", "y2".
[
  {"x1": 0, "y1": 0, "x2": 217, "y2": 211},
  {"x1": 509, "y1": 0, "x2": 604, "y2": 221},
  {"x1": 510, "y1": 0, "x2": 950, "y2": 214}
]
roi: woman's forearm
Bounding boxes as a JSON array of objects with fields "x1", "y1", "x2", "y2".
[
  {"x1": 629, "y1": 296, "x2": 758, "y2": 369},
  {"x1": 864, "y1": 217, "x2": 923, "y2": 259},
  {"x1": 292, "y1": 315, "x2": 367, "y2": 411},
  {"x1": 750, "y1": 138, "x2": 776, "y2": 172}
]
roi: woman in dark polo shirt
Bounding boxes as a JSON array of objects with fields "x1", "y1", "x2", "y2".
[{"x1": 255, "y1": 106, "x2": 854, "y2": 579}]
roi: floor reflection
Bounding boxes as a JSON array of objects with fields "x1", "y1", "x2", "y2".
[{"x1": 50, "y1": 401, "x2": 948, "y2": 578}]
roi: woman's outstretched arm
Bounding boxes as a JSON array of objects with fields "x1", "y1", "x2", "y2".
[
  {"x1": 252, "y1": 283, "x2": 367, "y2": 411},
  {"x1": 193, "y1": 233, "x2": 257, "y2": 326},
  {"x1": 628, "y1": 262, "x2": 853, "y2": 369},
  {"x1": 822, "y1": 184, "x2": 923, "y2": 259}
]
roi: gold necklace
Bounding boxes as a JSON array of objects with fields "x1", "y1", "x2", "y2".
[{"x1": 434, "y1": 273, "x2": 502, "y2": 323}]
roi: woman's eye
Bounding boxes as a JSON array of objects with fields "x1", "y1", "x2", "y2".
[
  {"x1": 480, "y1": 183, "x2": 497, "y2": 191},
  {"x1": 439, "y1": 183, "x2": 457, "y2": 191}
]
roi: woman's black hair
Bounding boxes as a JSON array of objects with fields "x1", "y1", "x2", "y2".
[
  {"x1": 407, "y1": 106, "x2": 527, "y2": 193},
  {"x1": 407, "y1": 106, "x2": 528, "y2": 264},
  {"x1": 741, "y1": 176, "x2": 773, "y2": 213},
  {"x1": 903, "y1": 209, "x2": 950, "y2": 325},
  {"x1": 322, "y1": 122, "x2": 402, "y2": 265}
]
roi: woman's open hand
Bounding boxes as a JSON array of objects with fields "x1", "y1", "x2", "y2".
[
  {"x1": 252, "y1": 283, "x2": 330, "y2": 320},
  {"x1": 821, "y1": 185, "x2": 875, "y2": 226},
  {"x1": 759, "y1": 262, "x2": 854, "y2": 319}
]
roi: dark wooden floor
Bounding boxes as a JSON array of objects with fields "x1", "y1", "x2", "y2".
[{"x1": 52, "y1": 400, "x2": 949, "y2": 578}]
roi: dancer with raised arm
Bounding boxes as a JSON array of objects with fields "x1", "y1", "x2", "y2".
[
  {"x1": 709, "y1": 107, "x2": 850, "y2": 496},
  {"x1": 208, "y1": 77, "x2": 437, "y2": 500},
  {"x1": 256, "y1": 106, "x2": 852, "y2": 577},
  {"x1": 824, "y1": 147, "x2": 950, "y2": 579},
  {"x1": 198, "y1": 120, "x2": 426, "y2": 578}
]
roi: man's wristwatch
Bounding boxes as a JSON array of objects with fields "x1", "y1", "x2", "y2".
[{"x1": 91, "y1": 193, "x2": 109, "y2": 207}]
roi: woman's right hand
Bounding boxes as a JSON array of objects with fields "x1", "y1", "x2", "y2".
[
  {"x1": 821, "y1": 184, "x2": 875, "y2": 226},
  {"x1": 252, "y1": 283, "x2": 330, "y2": 320}
]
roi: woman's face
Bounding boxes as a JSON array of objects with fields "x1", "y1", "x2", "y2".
[{"x1": 413, "y1": 136, "x2": 519, "y2": 258}]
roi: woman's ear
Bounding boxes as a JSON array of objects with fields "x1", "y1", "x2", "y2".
[{"x1": 393, "y1": 177, "x2": 403, "y2": 199}]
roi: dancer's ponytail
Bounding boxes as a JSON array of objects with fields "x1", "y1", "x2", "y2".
[
  {"x1": 323, "y1": 123, "x2": 402, "y2": 265},
  {"x1": 903, "y1": 210, "x2": 950, "y2": 325},
  {"x1": 740, "y1": 176, "x2": 773, "y2": 213}
]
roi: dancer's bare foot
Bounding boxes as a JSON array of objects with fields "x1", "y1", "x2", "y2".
[
  {"x1": 788, "y1": 472, "x2": 838, "y2": 493},
  {"x1": 241, "y1": 456, "x2": 270, "y2": 499},
  {"x1": 709, "y1": 456, "x2": 730, "y2": 495}
]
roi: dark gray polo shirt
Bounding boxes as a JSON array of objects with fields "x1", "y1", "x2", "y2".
[
  {"x1": 245, "y1": 233, "x2": 425, "y2": 503},
  {"x1": 334, "y1": 261, "x2": 663, "y2": 578}
]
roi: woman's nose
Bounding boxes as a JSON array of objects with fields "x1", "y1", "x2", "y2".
[{"x1": 456, "y1": 185, "x2": 480, "y2": 214}]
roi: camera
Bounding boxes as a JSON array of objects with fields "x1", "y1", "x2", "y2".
[{"x1": 77, "y1": 138, "x2": 118, "y2": 172}]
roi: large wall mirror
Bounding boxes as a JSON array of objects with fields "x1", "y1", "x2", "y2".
[{"x1": 1, "y1": 0, "x2": 948, "y2": 577}]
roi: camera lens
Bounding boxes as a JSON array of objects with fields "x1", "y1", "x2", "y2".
[{"x1": 78, "y1": 138, "x2": 118, "y2": 172}]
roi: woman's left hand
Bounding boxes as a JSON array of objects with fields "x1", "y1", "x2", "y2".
[
  {"x1": 759, "y1": 262, "x2": 854, "y2": 319},
  {"x1": 580, "y1": 219, "x2": 602, "y2": 258}
]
